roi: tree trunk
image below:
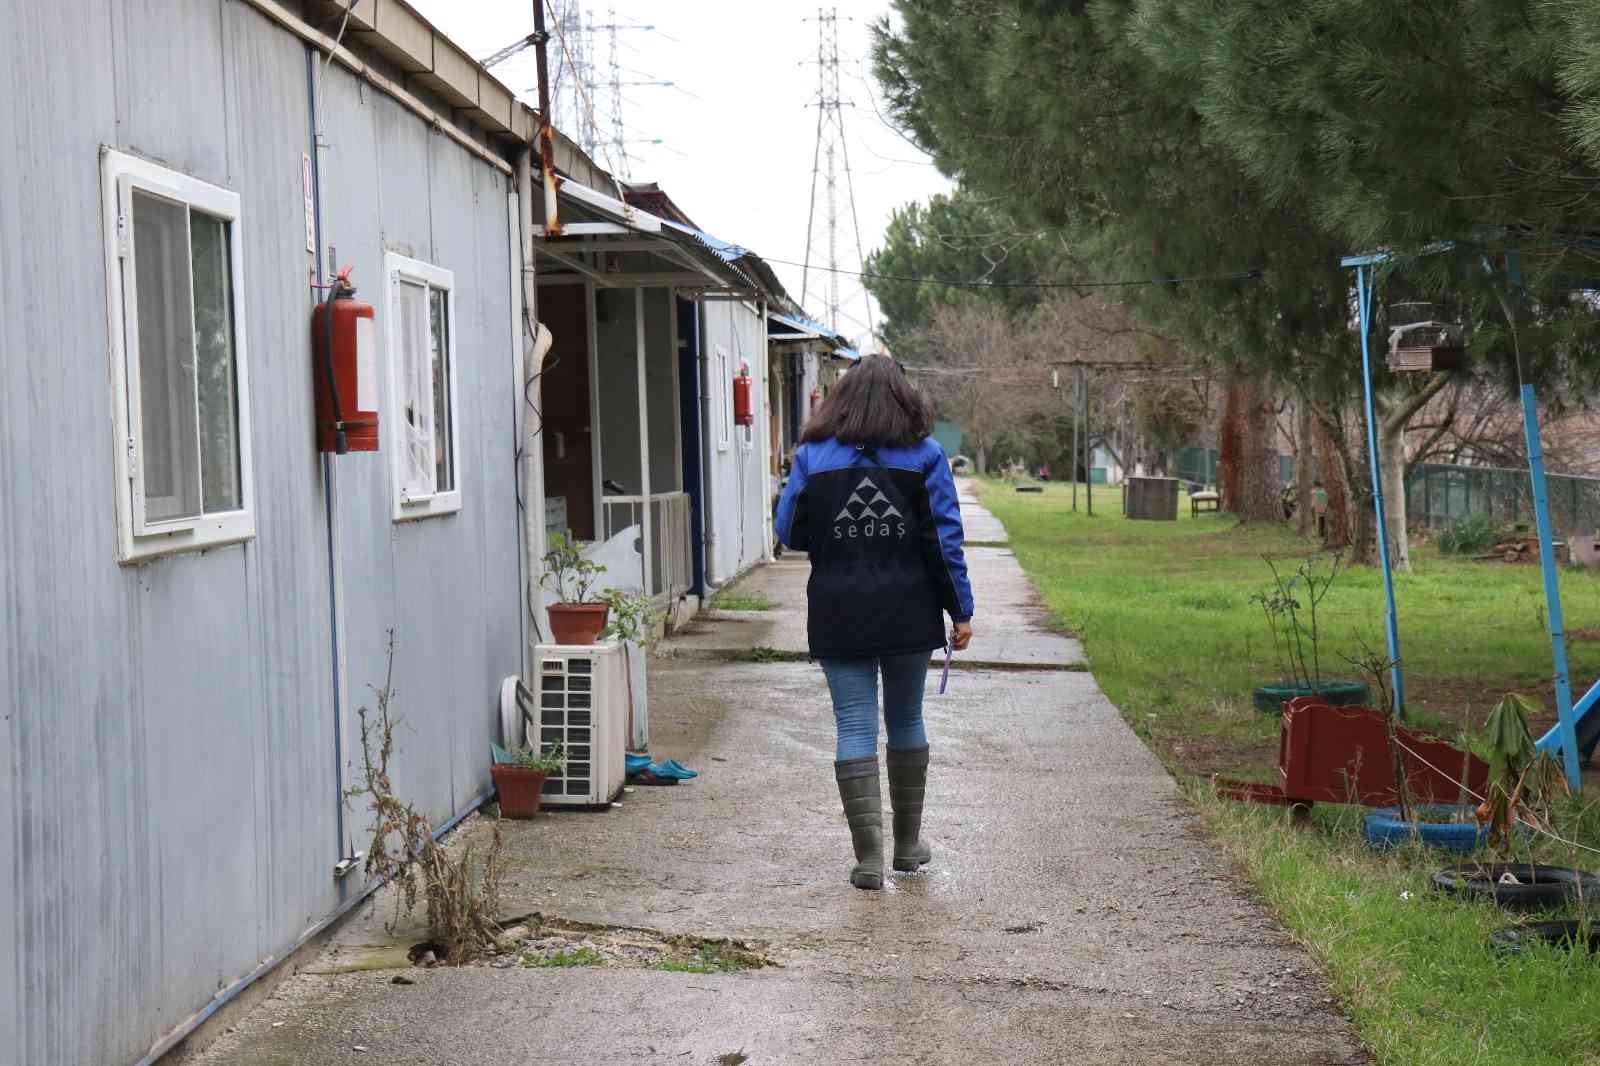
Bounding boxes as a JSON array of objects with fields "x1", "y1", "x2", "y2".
[
  {"x1": 1378, "y1": 417, "x2": 1412, "y2": 572},
  {"x1": 1312, "y1": 412, "x2": 1352, "y2": 551},
  {"x1": 1218, "y1": 381, "x2": 1243, "y2": 512},
  {"x1": 975, "y1": 441, "x2": 989, "y2": 475},
  {"x1": 1233, "y1": 376, "x2": 1283, "y2": 522},
  {"x1": 1295, "y1": 398, "x2": 1314, "y2": 537}
]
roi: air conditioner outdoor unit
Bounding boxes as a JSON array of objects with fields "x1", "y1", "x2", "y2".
[{"x1": 526, "y1": 642, "x2": 628, "y2": 807}]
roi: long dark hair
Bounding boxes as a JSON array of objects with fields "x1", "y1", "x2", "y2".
[{"x1": 800, "y1": 354, "x2": 933, "y2": 447}]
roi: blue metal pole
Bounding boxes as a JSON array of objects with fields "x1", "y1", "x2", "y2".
[
  {"x1": 1521, "y1": 384, "x2": 1582, "y2": 789},
  {"x1": 1356, "y1": 264, "x2": 1406, "y2": 717}
]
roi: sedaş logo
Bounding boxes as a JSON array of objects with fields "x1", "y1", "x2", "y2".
[{"x1": 833, "y1": 475, "x2": 908, "y2": 541}]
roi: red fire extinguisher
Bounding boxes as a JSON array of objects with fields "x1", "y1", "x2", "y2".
[
  {"x1": 733, "y1": 362, "x2": 754, "y2": 427},
  {"x1": 311, "y1": 267, "x2": 379, "y2": 454},
  {"x1": 809, "y1": 386, "x2": 822, "y2": 415}
]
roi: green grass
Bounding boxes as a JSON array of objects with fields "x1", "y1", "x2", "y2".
[
  {"x1": 710, "y1": 591, "x2": 776, "y2": 612},
  {"x1": 1198, "y1": 791, "x2": 1600, "y2": 1066},
  {"x1": 979, "y1": 479, "x2": 1600, "y2": 776},
  {"x1": 981, "y1": 479, "x2": 1600, "y2": 1066}
]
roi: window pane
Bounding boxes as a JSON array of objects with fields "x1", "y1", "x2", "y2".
[
  {"x1": 132, "y1": 190, "x2": 200, "y2": 523},
  {"x1": 190, "y1": 211, "x2": 241, "y2": 514},
  {"x1": 429, "y1": 288, "x2": 454, "y2": 493},
  {"x1": 398, "y1": 279, "x2": 433, "y2": 497}
]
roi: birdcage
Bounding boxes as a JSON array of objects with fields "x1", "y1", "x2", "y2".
[{"x1": 1386, "y1": 302, "x2": 1465, "y2": 373}]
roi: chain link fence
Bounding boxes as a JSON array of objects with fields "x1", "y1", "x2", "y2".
[{"x1": 1406, "y1": 462, "x2": 1600, "y2": 538}]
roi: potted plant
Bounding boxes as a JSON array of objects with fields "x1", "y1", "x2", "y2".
[
  {"x1": 490, "y1": 742, "x2": 565, "y2": 819},
  {"x1": 541, "y1": 533, "x2": 609, "y2": 645},
  {"x1": 1248, "y1": 552, "x2": 1369, "y2": 714}
]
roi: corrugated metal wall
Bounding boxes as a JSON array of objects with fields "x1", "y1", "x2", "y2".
[
  {"x1": 0, "y1": 4, "x2": 522, "y2": 1065},
  {"x1": 699, "y1": 301, "x2": 771, "y2": 585}
]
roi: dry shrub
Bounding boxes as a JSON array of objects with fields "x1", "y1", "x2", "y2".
[{"x1": 347, "y1": 633, "x2": 504, "y2": 962}]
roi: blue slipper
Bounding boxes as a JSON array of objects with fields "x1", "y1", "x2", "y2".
[
  {"x1": 660, "y1": 759, "x2": 699, "y2": 779},
  {"x1": 648, "y1": 761, "x2": 696, "y2": 781}
]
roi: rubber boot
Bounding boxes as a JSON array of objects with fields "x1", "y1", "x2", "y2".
[
  {"x1": 886, "y1": 745, "x2": 932, "y2": 872},
  {"x1": 834, "y1": 756, "x2": 884, "y2": 890}
]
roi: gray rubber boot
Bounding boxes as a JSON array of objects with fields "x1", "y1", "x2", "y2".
[
  {"x1": 834, "y1": 756, "x2": 884, "y2": 890},
  {"x1": 886, "y1": 745, "x2": 932, "y2": 872}
]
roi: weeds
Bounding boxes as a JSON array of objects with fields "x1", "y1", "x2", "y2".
[
  {"x1": 1438, "y1": 512, "x2": 1501, "y2": 556},
  {"x1": 522, "y1": 946, "x2": 603, "y2": 968},
  {"x1": 652, "y1": 942, "x2": 760, "y2": 974},
  {"x1": 347, "y1": 632, "x2": 504, "y2": 964}
]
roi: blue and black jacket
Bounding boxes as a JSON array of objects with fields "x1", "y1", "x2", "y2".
[{"x1": 776, "y1": 436, "x2": 973, "y2": 660}]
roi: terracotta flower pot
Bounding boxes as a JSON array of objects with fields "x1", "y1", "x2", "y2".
[
  {"x1": 491, "y1": 763, "x2": 549, "y2": 819},
  {"x1": 548, "y1": 602, "x2": 609, "y2": 645}
]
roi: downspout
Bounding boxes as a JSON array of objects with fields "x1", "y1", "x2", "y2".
[
  {"x1": 516, "y1": 145, "x2": 551, "y2": 656},
  {"x1": 305, "y1": 42, "x2": 351, "y2": 902}
]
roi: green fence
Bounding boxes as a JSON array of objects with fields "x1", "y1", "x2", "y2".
[
  {"x1": 1405, "y1": 462, "x2": 1600, "y2": 538},
  {"x1": 1173, "y1": 446, "x2": 1219, "y2": 488}
]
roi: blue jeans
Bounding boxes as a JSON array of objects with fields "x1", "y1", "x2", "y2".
[{"x1": 820, "y1": 652, "x2": 931, "y2": 761}]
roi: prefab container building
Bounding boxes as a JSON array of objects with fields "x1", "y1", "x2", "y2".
[{"x1": 0, "y1": 2, "x2": 563, "y2": 1063}]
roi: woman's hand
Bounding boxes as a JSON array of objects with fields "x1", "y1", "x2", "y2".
[{"x1": 950, "y1": 621, "x2": 973, "y2": 651}]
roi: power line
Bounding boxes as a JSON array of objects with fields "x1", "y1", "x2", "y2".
[{"x1": 762, "y1": 255, "x2": 1267, "y2": 291}]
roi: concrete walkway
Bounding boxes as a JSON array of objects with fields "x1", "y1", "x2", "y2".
[{"x1": 188, "y1": 486, "x2": 1364, "y2": 1066}]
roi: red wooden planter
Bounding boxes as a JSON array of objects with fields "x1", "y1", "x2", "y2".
[
  {"x1": 1216, "y1": 697, "x2": 1489, "y2": 809},
  {"x1": 491, "y1": 764, "x2": 549, "y2": 819}
]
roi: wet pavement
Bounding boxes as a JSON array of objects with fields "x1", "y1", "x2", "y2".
[
  {"x1": 185, "y1": 486, "x2": 1364, "y2": 1066},
  {"x1": 662, "y1": 550, "x2": 1085, "y2": 669}
]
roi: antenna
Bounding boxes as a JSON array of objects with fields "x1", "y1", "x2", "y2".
[{"x1": 802, "y1": 8, "x2": 876, "y2": 344}]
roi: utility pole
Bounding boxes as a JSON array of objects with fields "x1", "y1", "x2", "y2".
[
  {"x1": 1081, "y1": 364, "x2": 1092, "y2": 516},
  {"x1": 1071, "y1": 367, "x2": 1080, "y2": 513}
]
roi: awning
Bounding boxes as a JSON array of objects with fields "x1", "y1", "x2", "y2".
[
  {"x1": 534, "y1": 178, "x2": 778, "y2": 297},
  {"x1": 767, "y1": 308, "x2": 859, "y2": 360}
]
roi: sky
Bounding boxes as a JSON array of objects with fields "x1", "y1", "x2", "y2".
[{"x1": 405, "y1": 0, "x2": 952, "y2": 348}]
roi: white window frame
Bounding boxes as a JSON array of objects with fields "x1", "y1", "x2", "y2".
[
  {"x1": 101, "y1": 148, "x2": 255, "y2": 564},
  {"x1": 715, "y1": 344, "x2": 731, "y2": 452},
  {"x1": 383, "y1": 252, "x2": 462, "y2": 521}
]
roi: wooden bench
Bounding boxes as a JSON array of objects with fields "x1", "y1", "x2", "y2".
[{"x1": 1190, "y1": 490, "x2": 1220, "y2": 517}]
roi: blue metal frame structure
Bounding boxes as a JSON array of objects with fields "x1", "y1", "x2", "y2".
[
  {"x1": 1341, "y1": 250, "x2": 1584, "y2": 788},
  {"x1": 1342, "y1": 255, "x2": 1406, "y2": 717},
  {"x1": 1520, "y1": 383, "x2": 1582, "y2": 785}
]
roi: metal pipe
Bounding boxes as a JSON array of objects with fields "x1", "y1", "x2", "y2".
[
  {"x1": 1356, "y1": 264, "x2": 1406, "y2": 717},
  {"x1": 531, "y1": 0, "x2": 562, "y2": 235},
  {"x1": 1080, "y1": 364, "x2": 1092, "y2": 516},
  {"x1": 1521, "y1": 384, "x2": 1582, "y2": 788}
]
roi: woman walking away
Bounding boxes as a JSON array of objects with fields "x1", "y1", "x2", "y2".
[{"x1": 775, "y1": 355, "x2": 974, "y2": 890}]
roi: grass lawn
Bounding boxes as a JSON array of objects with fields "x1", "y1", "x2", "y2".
[{"x1": 980, "y1": 478, "x2": 1600, "y2": 1066}]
